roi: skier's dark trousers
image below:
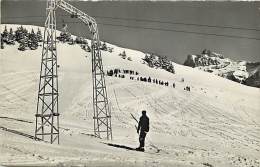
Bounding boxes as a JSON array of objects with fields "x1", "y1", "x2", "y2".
[{"x1": 137, "y1": 110, "x2": 149, "y2": 151}]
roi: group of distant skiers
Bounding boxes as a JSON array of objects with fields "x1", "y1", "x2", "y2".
[
  {"x1": 184, "y1": 86, "x2": 191, "y2": 91},
  {"x1": 107, "y1": 68, "x2": 178, "y2": 89},
  {"x1": 107, "y1": 69, "x2": 194, "y2": 92},
  {"x1": 107, "y1": 68, "x2": 138, "y2": 77}
]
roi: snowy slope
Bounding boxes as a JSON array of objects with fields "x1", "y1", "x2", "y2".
[{"x1": 0, "y1": 24, "x2": 260, "y2": 167}]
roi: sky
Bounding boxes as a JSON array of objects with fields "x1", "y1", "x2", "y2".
[{"x1": 1, "y1": 0, "x2": 260, "y2": 64}]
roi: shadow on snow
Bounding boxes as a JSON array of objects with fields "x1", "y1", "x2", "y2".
[{"x1": 103, "y1": 142, "x2": 137, "y2": 151}]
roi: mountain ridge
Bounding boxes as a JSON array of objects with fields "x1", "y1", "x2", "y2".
[{"x1": 183, "y1": 49, "x2": 260, "y2": 88}]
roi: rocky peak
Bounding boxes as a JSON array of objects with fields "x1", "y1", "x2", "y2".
[
  {"x1": 184, "y1": 49, "x2": 222, "y2": 68},
  {"x1": 183, "y1": 49, "x2": 260, "y2": 88}
]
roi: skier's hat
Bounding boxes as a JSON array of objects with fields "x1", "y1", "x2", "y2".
[{"x1": 142, "y1": 110, "x2": 146, "y2": 115}]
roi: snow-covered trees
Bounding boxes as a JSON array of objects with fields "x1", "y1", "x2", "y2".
[
  {"x1": 158, "y1": 56, "x2": 175, "y2": 73},
  {"x1": 18, "y1": 38, "x2": 27, "y2": 51},
  {"x1": 36, "y1": 28, "x2": 43, "y2": 42},
  {"x1": 57, "y1": 24, "x2": 72, "y2": 43},
  {"x1": 1, "y1": 26, "x2": 43, "y2": 51},
  {"x1": 1, "y1": 26, "x2": 15, "y2": 45},
  {"x1": 143, "y1": 54, "x2": 156, "y2": 67},
  {"x1": 99, "y1": 41, "x2": 114, "y2": 53},
  {"x1": 119, "y1": 51, "x2": 127, "y2": 59},
  {"x1": 86, "y1": 45, "x2": 91, "y2": 52},
  {"x1": 100, "y1": 42, "x2": 107, "y2": 51},
  {"x1": 15, "y1": 26, "x2": 29, "y2": 44},
  {"x1": 15, "y1": 26, "x2": 23, "y2": 42},
  {"x1": 75, "y1": 36, "x2": 81, "y2": 44},
  {"x1": 2, "y1": 25, "x2": 114, "y2": 54},
  {"x1": 1, "y1": 25, "x2": 112, "y2": 54},
  {"x1": 68, "y1": 38, "x2": 75, "y2": 45},
  {"x1": 1, "y1": 34, "x2": 4, "y2": 49},
  {"x1": 16, "y1": 28, "x2": 29, "y2": 51},
  {"x1": 143, "y1": 53, "x2": 175, "y2": 74},
  {"x1": 75, "y1": 36, "x2": 87, "y2": 45},
  {"x1": 80, "y1": 44, "x2": 89, "y2": 52},
  {"x1": 28, "y1": 29, "x2": 38, "y2": 50},
  {"x1": 2, "y1": 26, "x2": 9, "y2": 42},
  {"x1": 57, "y1": 31, "x2": 72, "y2": 43},
  {"x1": 7, "y1": 28, "x2": 15, "y2": 45}
]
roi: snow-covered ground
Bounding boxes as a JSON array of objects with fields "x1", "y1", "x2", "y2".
[{"x1": 0, "y1": 24, "x2": 260, "y2": 167}]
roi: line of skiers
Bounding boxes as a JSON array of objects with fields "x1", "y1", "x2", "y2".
[
  {"x1": 107, "y1": 69, "x2": 137, "y2": 77},
  {"x1": 107, "y1": 68, "x2": 192, "y2": 91},
  {"x1": 137, "y1": 77, "x2": 170, "y2": 86},
  {"x1": 107, "y1": 68, "x2": 139, "y2": 76},
  {"x1": 108, "y1": 70, "x2": 182, "y2": 88}
]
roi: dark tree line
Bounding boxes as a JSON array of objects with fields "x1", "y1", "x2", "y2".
[
  {"x1": 56, "y1": 25, "x2": 113, "y2": 53},
  {"x1": 1, "y1": 25, "x2": 42, "y2": 51},
  {"x1": 1, "y1": 25, "x2": 114, "y2": 54}
]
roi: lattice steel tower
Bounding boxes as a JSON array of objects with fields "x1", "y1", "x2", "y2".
[
  {"x1": 35, "y1": 0, "x2": 59, "y2": 144},
  {"x1": 35, "y1": 0, "x2": 112, "y2": 143}
]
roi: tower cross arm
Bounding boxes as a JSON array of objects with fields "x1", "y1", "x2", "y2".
[{"x1": 56, "y1": 0, "x2": 98, "y2": 33}]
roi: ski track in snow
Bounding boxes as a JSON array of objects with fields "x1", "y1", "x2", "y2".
[{"x1": 0, "y1": 24, "x2": 260, "y2": 167}]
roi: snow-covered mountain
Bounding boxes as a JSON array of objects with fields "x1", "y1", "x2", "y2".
[
  {"x1": 1, "y1": 25, "x2": 260, "y2": 167},
  {"x1": 183, "y1": 49, "x2": 260, "y2": 88}
]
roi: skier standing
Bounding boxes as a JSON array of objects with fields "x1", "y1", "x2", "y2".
[{"x1": 136, "y1": 110, "x2": 149, "y2": 151}]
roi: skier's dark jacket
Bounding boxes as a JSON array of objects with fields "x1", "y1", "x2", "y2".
[{"x1": 137, "y1": 115, "x2": 149, "y2": 133}]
